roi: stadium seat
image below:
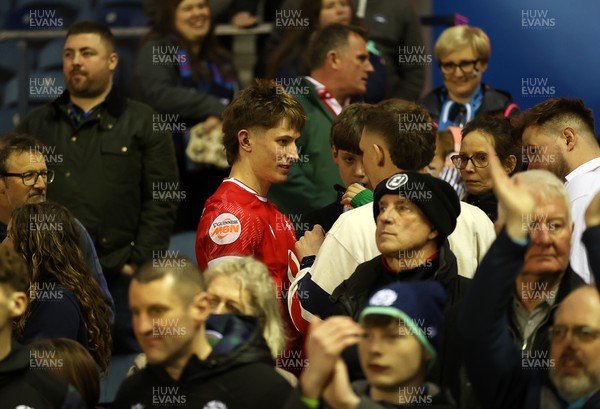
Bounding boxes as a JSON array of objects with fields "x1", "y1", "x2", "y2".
[
  {"x1": 8, "y1": 0, "x2": 88, "y2": 30},
  {"x1": 94, "y1": 0, "x2": 148, "y2": 27},
  {"x1": 0, "y1": 108, "x2": 20, "y2": 135},
  {"x1": 37, "y1": 39, "x2": 65, "y2": 72},
  {"x1": 0, "y1": 41, "x2": 20, "y2": 82}
]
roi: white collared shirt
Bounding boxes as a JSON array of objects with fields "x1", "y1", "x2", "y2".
[{"x1": 565, "y1": 157, "x2": 600, "y2": 283}]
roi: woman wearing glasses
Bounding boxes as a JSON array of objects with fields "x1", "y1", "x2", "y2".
[
  {"x1": 420, "y1": 25, "x2": 519, "y2": 131},
  {"x1": 451, "y1": 115, "x2": 520, "y2": 222}
]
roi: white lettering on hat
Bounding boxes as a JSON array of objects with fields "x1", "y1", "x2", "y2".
[
  {"x1": 386, "y1": 174, "x2": 409, "y2": 190},
  {"x1": 369, "y1": 289, "x2": 398, "y2": 306}
]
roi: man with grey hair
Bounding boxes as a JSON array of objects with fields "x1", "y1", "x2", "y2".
[
  {"x1": 519, "y1": 97, "x2": 600, "y2": 284},
  {"x1": 460, "y1": 147, "x2": 600, "y2": 409}
]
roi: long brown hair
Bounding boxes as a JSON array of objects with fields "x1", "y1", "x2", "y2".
[
  {"x1": 142, "y1": 0, "x2": 235, "y2": 85},
  {"x1": 11, "y1": 202, "x2": 112, "y2": 374},
  {"x1": 29, "y1": 338, "x2": 100, "y2": 408}
]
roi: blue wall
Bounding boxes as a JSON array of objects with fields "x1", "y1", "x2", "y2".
[{"x1": 432, "y1": 0, "x2": 600, "y2": 134}]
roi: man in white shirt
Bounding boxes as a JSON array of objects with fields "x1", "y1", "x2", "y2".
[
  {"x1": 288, "y1": 99, "x2": 495, "y2": 333},
  {"x1": 520, "y1": 97, "x2": 600, "y2": 283}
]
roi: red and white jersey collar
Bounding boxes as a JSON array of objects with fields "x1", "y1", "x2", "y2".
[{"x1": 305, "y1": 76, "x2": 348, "y2": 116}]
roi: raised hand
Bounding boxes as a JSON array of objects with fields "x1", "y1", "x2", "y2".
[
  {"x1": 487, "y1": 145, "x2": 535, "y2": 241},
  {"x1": 299, "y1": 316, "x2": 363, "y2": 400}
]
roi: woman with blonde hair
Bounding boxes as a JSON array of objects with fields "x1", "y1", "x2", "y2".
[
  {"x1": 204, "y1": 256, "x2": 286, "y2": 359},
  {"x1": 420, "y1": 25, "x2": 519, "y2": 130}
]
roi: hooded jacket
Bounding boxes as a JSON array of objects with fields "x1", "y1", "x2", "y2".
[
  {"x1": 0, "y1": 342, "x2": 85, "y2": 408},
  {"x1": 112, "y1": 315, "x2": 293, "y2": 409}
]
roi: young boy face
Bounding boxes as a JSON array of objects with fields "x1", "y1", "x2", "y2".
[
  {"x1": 358, "y1": 317, "x2": 429, "y2": 390},
  {"x1": 332, "y1": 147, "x2": 370, "y2": 188}
]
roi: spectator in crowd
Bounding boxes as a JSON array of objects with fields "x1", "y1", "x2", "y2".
[
  {"x1": 494, "y1": 169, "x2": 588, "y2": 355},
  {"x1": 460, "y1": 146, "x2": 600, "y2": 409},
  {"x1": 0, "y1": 247, "x2": 86, "y2": 408},
  {"x1": 298, "y1": 281, "x2": 456, "y2": 409},
  {"x1": 428, "y1": 127, "x2": 465, "y2": 198},
  {"x1": 420, "y1": 25, "x2": 519, "y2": 130},
  {"x1": 29, "y1": 338, "x2": 101, "y2": 409},
  {"x1": 265, "y1": 0, "x2": 387, "y2": 103},
  {"x1": 265, "y1": 0, "x2": 425, "y2": 101},
  {"x1": 112, "y1": 257, "x2": 295, "y2": 408},
  {"x1": 135, "y1": 0, "x2": 239, "y2": 232},
  {"x1": 518, "y1": 97, "x2": 600, "y2": 284},
  {"x1": 451, "y1": 115, "x2": 520, "y2": 222},
  {"x1": 143, "y1": 0, "x2": 259, "y2": 28},
  {"x1": 0, "y1": 132, "x2": 114, "y2": 322},
  {"x1": 268, "y1": 23, "x2": 374, "y2": 216},
  {"x1": 205, "y1": 256, "x2": 298, "y2": 384},
  {"x1": 16, "y1": 21, "x2": 179, "y2": 354},
  {"x1": 288, "y1": 99, "x2": 495, "y2": 335},
  {"x1": 331, "y1": 172, "x2": 464, "y2": 320},
  {"x1": 205, "y1": 257, "x2": 285, "y2": 358},
  {"x1": 6, "y1": 202, "x2": 112, "y2": 374},
  {"x1": 300, "y1": 102, "x2": 372, "y2": 237}
]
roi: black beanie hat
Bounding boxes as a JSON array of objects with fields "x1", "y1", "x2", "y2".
[{"x1": 373, "y1": 172, "x2": 461, "y2": 243}]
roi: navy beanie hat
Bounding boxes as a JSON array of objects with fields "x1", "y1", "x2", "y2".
[
  {"x1": 373, "y1": 172, "x2": 461, "y2": 243},
  {"x1": 359, "y1": 281, "x2": 447, "y2": 364}
]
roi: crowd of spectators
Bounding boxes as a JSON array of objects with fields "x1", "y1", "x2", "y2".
[{"x1": 0, "y1": 1, "x2": 599, "y2": 408}]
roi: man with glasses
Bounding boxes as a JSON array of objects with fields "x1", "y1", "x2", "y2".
[
  {"x1": 0, "y1": 132, "x2": 114, "y2": 322},
  {"x1": 16, "y1": 21, "x2": 178, "y2": 354},
  {"x1": 459, "y1": 148, "x2": 600, "y2": 409},
  {"x1": 420, "y1": 25, "x2": 519, "y2": 130}
]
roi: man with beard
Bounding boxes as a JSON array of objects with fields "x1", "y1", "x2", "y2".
[
  {"x1": 459, "y1": 147, "x2": 600, "y2": 409},
  {"x1": 518, "y1": 98, "x2": 600, "y2": 284},
  {"x1": 549, "y1": 286, "x2": 600, "y2": 407},
  {"x1": 17, "y1": 21, "x2": 179, "y2": 354}
]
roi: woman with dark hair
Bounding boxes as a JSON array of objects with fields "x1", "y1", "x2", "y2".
[
  {"x1": 7, "y1": 202, "x2": 112, "y2": 374},
  {"x1": 29, "y1": 338, "x2": 101, "y2": 409},
  {"x1": 264, "y1": 0, "x2": 387, "y2": 103},
  {"x1": 450, "y1": 115, "x2": 520, "y2": 222},
  {"x1": 134, "y1": 0, "x2": 239, "y2": 232}
]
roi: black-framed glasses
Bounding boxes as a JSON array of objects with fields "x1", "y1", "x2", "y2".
[
  {"x1": 439, "y1": 59, "x2": 480, "y2": 75},
  {"x1": 1, "y1": 170, "x2": 55, "y2": 186},
  {"x1": 549, "y1": 325, "x2": 600, "y2": 344},
  {"x1": 450, "y1": 153, "x2": 489, "y2": 170}
]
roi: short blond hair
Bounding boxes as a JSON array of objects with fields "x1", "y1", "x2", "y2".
[{"x1": 434, "y1": 25, "x2": 491, "y2": 63}]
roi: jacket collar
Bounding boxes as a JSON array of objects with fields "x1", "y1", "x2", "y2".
[{"x1": 52, "y1": 87, "x2": 127, "y2": 119}]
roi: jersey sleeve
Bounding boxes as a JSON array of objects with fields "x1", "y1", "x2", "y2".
[{"x1": 196, "y1": 201, "x2": 263, "y2": 271}]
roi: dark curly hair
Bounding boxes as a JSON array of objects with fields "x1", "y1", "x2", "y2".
[{"x1": 11, "y1": 202, "x2": 112, "y2": 373}]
